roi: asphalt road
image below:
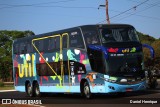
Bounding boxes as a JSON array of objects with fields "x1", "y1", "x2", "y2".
[{"x1": 0, "y1": 82, "x2": 160, "y2": 106}]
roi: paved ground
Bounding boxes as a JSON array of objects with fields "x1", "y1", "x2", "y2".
[{"x1": 0, "y1": 81, "x2": 160, "y2": 107}]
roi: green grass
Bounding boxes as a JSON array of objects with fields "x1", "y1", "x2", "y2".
[
  {"x1": 0, "y1": 86, "x2": 14, "y2": 90},
  {"x1": 0, "y1": 81, "x2": 4, "y2": 87}
]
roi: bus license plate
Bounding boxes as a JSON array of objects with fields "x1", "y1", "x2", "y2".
[{"x1": 126, "y1": 88, "x2": 133, "y2": 92}]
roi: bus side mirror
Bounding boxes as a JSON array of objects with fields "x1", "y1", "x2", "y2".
[{"x1": 142, "y1": 44, "x2": 154, "y2": 59}]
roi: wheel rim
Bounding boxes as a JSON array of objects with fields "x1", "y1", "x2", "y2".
[
  {"x1": 27, "y1": 85, "x2": 32, "y2": 96},
  {"x1": 35, "y1": 86, "x2": 40, "y2": 95},
  {"x1": 84, "y1": 85, "x2": 90, "y2": 98}
]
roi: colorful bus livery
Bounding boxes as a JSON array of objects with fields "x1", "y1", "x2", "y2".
[{"x1": 13, "y1": 24, "x2": 146, "y2": 98}]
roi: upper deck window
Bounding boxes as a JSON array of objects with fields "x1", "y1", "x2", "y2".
[
  {"x1": 69, "y1": 30, "x2": 84, "y2": 48},
  {"x1": 84, "y1": 31, "x2": 100, "y2": 45},
  {"x1": 27, "y1": 42, "x2": 33, "y2": 53},
  {"x1": 33, "y1": 39, "x2": 44, "y2": 52},
  {"x1": 46, "y1": 36, "x2": 60, "y2": 52},
  {"x1": 82, "y1": 27, "x2": 100, "y2": 46},
  {"x1": 101, "y1": 27, "x2": 139, "y2": 43},
  {"x1": 13, "y1": 44, "x2": 19, "y2": 54},
  {"x1": 48, "y1": 38, "x2": 55, "y2": 50},
  {"x1": 19, "y1": 42, "x2": 27, "y2": 54}
]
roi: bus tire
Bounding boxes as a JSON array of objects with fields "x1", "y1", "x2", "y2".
[
  {"x1": 26, "y1": 82, "x2": 33, "y2": 97},
  {"x1": 83, "y1": 81, "x2": 92, "y2": 99},
  {"x1": 33, "y1": 82, "x2": 41, "y2": 97}
]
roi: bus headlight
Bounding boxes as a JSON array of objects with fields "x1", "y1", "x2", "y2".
[
  {"x1": 105, "y1": 76, "x2": 118, "y2": 83},
  {"x1": 120, "y1": 79, "x2": 127, "y2": 82},
  {"x1": 109, "y1": 79, "x2": 117, "y2": 83}
]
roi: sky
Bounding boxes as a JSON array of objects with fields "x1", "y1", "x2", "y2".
[{"x1": 0, "y1": 0, "x2": 160, "y2": 39}]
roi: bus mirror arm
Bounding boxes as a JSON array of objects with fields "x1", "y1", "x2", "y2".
[{"x1": 142, "y1": 44, "x2": 155, "y2": 59}]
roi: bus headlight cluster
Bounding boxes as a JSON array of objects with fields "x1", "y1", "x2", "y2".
[
  {"x1": 108, "y1": 79, "x2": 117, "y2": 83},
  {"x1": 120, "y1": 79, "x2": 127, "y2": 82},
  {"x1": 105, "y1": 77, "x2": 118, "y2": 83}
]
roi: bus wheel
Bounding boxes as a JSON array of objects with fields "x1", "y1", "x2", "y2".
[
  {"x1": 33, "y1": 82, "x2": 41, "y2": 97},
  {"x1": 83, "y1": 81, "x2": 92, "y2": 99},
  {"x1": 26, "y1": 82, "x2": 33, "y2": 97}
]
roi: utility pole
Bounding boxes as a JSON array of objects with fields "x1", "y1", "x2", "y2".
[
  {"x1": 98, "y1": 0, "x2": 110, "y2": 24},
  {"x1": 106, "y1": 0, "x2": 110, "y2": 24}
]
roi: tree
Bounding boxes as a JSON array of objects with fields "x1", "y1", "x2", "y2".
[
  {"x1": 151, "y1": 40, "x2": 160, "y2": 58},
  {"x1": 138, "y1": 31, "x2": 160, "y2": 71},
  {"x1": 138, "y1": 32, "x2": 155, "y2": 45},
  {"x1": 0, "y1": 30, "x2": 34, "y2": 81}
]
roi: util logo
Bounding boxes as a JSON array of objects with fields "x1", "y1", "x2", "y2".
[{"x1": 18, "y1": 54, "x2": 35, "y2": 78}]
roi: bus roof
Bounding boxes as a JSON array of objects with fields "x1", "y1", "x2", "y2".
[{"x1": 13, "y1": 24, "x2": 134, "y2": 43}]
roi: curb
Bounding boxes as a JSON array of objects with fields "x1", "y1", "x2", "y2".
[{"x1": 0, "y1": 90, "x2": 16, "y2": 92}]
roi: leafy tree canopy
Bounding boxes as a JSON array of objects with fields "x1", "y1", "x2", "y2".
[
  {"x1": 138, "y1": 31, "x2": 160, "y2": 70},
  {"x1": 0, "y1": 30, "x2": 34, "y2": 81}
]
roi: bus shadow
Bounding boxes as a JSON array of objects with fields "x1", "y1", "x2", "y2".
[
  {"x1": 29, "y1": 89, "x2": 160, "y2": 104},
  {"x1": 39, "y1": 89, "x2": 160, "y2": 99}
]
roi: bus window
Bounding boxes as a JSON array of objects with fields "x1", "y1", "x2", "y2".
[
  {"x1": 48, "y1": 38, "x2": 55, "y2": 51},
  {"x1": 37, "y1": 63, "x2": 47, "y2": 76},
  {"x1": 39, "y1": 40, "x2": 44, "y2": 52},
  {"x1": 101, "y1": 29, "x2": 116, "y2": 42},
  {"x1": 14, "y1": 44, "x2": 19, "y2": 54},
  {"x1": 83, "y1": 30, "x2": 100, "y2": 46},
  {"x1": 69, "y1": 30, "x2": 84, "y2": 48},
  {"x1": 27, "y1": 43, "x2": 33, "y2": 53},
  {"x1": 19, "y1": 43, "x2": 26, "y2": 54},
  {"x1": 34, "y1": 41, "x2": 39, "y2": 52},
  {"x1": 101, "y1": 27, "x2": 139, "y2": 43},
  {"x1": 62, "y1": 36, "x2": 67, "y2": 49},
  {"x1": 34, "y1": 40, "x2": 44, "y2": 52},
  {"x1": 128, "y1": 29, "x2": 139, "y2": 41},
  {"x1": 55, "y1": 36, "x2": 60, "y2": 50},
  {"x1": 37, "y1": 62, "x2": 61, "y2": 76},
  {"x1": 47, "y1": 36, "x2": 60, "y2": 51},
  {"x1": 120, "y1": 29, "x2": 130, "y2": 41}
]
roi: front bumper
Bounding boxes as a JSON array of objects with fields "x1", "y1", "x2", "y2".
[{"x1": 90, "y1": 81, "x2": 146, "y2": 93}]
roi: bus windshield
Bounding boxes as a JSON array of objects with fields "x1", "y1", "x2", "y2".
[
  {"x1": 106, "y1": 52, "x2": 143, "y2": 77},
  {"x1": 101, "y1": 27, "x2": 139, "y2": 43}
]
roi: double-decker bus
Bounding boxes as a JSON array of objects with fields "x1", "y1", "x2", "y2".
[{"x1": 12, "y1": 24, "x2": 147, "y2": 98}]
